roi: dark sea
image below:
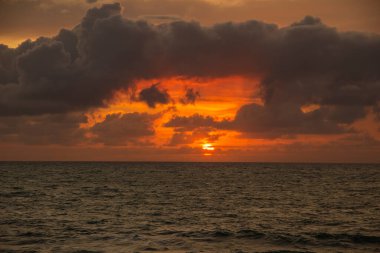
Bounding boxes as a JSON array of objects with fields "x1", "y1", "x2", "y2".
[{"x1": 0, "y1": 162, "x2": 379, "y2": 253}]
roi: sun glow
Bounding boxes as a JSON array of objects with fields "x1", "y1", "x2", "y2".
[
  {"x1": 202, "y1": 143, "x2": 215, "y2": 156},
  {"x1": 202, "y1": 143, "x2": 215, "y2": 151}
]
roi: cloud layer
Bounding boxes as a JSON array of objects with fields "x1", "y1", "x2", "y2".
[{"x1": 0, "y1": 2, "x2": 379, "y2": 153}]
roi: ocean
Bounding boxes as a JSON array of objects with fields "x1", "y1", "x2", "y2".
[{"x1": 0, "y1": 162, "x2": 379, "y2": 253}]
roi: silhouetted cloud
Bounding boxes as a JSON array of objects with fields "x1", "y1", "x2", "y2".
[
  {"x1": 139, "y1": 15, "x2": 182, "y2": 22},
  {"x1": 0, "y1": 111, "x2": 159, "y2": 146},
  {"x1": 90, "y1": 112, "x2": 157, "y2": 145},
  {"x1": 229, "y1": 103, "x2": 356, "y2": 138},
  {"x1": 0, "y1": 3, "x2": 379, "y2": 139},
  {"x1": 180, "y1": 87, "x2": 200, "y2": 105},
  {"x1": 0, "y1": 3, "x2": 151, "y2": 115},
  {"x1": 167, "y1": 127, "x2": 222, "y2": 146},
  {"x1": 164, "y1": 103, "x2": 361, "y2": 138},
  {"x1": 0, "y1": 113, "x2": 87, "y2": 145},
  {"x1": 164, "y1": 114, "x2": 220, "y2": 131},
  {"x1": 138, "y1": 83, "x2": 171, "y2": 108},
  {"x1": 374, "y1": 104, "x2": 380, "y2": 121}
]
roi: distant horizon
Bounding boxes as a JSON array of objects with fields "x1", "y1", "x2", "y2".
[{"x1": 1, "y1": 160, "x2": 379, "y2": 165}]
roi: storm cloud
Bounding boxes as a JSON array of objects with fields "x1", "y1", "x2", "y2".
[
  {"x1": 180, "y1": 87, "x2": 200, "y2": 105},
  {"x1": 0, "y1": 111, "x2": 158, "y2": 146},
  {"x1": 0, "y1": 2, "x2": 379, "y2": 138},
  {"x1": 0, "y1": 113, "x2": 87, "y2": 145},
  {"x1": 138, "y1": 83, "x2": 171, "y2": 108},
  {"x1": 90, "y1": 112, "x2": 157, "y2": 145},
  {"x1": 164, "y1": 114, "x2": 220, "y2": 131}
]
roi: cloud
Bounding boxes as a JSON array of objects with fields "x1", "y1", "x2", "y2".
[
  {"x1": 164, "y1": 103, "x2": 363, "y2": 139},
  {"x1": 229, "y1": 103, "x2": 356, "y2": 138},
  {"x1": 180, "y1": 87, "x2": 200, "y2": 105},
  {"x1": 167, "y1": 127, "x2": 222, "y2": 146},
  {"x1": 0, "y1": 113, "x2": 87, "y2": 145},
  {"x1": 2, "y1": 0, "x2": 380, "y2": 45},
  {"x1": 374, "y1": 104, "x2": 380, "y2": 121},
  {"x1": 164, "y1": 113, "x2": 225, "y2": 146},
  {"x1": 0, "y1": 3, "x2": 379, "y2": 140},
  {"x1": 164, "y1": 114, "x2": 220, "y2": 131},
  {"x1": 0, "y1": 111, "x2": 159, "y2": 146},
  {"x1": 139, "y1": 15, "x2": 182, "y2": 23},
  {"x1": 138, "y1": 83, "x2": 172, "y2": 108},
  {"x1": 89, "y1": 112, "x2": 157, "y2": 146},
  {"x1": 0, "y1": 3, "x2": 156, "y2": 115}
]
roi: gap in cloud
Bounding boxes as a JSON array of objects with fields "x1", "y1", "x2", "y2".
[{"x1": 82, "y1": 76, "x2": 261, "y2": 150}]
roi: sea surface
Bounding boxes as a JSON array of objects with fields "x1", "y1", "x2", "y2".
[{"x1": 0, "y1": 162, "x2": 379, "y2": 253}]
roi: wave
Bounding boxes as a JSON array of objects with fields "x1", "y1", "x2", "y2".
[
  {"x1": 257, "y1": 251, "x2": 314, "y2": 253},
  {"x1": 177, "y1": 229, "x2": 380, "y2": 247},
  {"x1": 313, "y1": 232, "x2": 380, "y2": 244}
]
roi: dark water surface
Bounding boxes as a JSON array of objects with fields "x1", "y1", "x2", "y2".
[{"x1": 0, "y1": 162, "x2": 379, "y2": 253}]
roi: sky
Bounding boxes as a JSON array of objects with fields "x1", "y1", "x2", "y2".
[{"x1": 0, "y1": 0, "x2": 379, "y2": 162}]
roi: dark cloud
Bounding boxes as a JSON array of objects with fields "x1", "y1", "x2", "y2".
[
  {"x1": 0, "y1": 44, "x2": 17, "y2": 84},
  {"x1": 138, "y1": 83, "x2": 171, "y2": 108},
  {"x1": 164, "y1": 103, "x2": 362, "y2": 139},
  {"x1": 0, "y1": 113, "x2": 87, "y2": 145},
  {"x1": 164, "y1": 114, "x2": 220, "y2": 131},
  {"x1": 90, "y1": 112, "x2": 157, "y2": 146},
  {"x1": 0, "y1": 3, "x2": 158, "y2": 115},
  {"x1": 0, "y1": 111, "x2": 159, "y2": 146},
  {"x1": 180, "y1": 87, "x2": 200, "y2": 105},
  {"x1": 167, "y1": 127, "x2": 222, "y2": 146},
  {"x1": 229, "y1": 103, "x2": 356, "y2": 138},
  {"x1": 139, "y1": 15, "x2": 182, "y2": 23},
  {"x1": 164, "y1": 114, "x2": 224, "y2": 145},
  {"x1": 374, "y1": 104, "x2": 380, "y2": 121},
  {"x1": 86, "y1": 0, "x2": 98, "y2": 4},
  {"x1": 54, "y1": 28, "x2": 79, "y2": 61},
  {"x1": 0, "y1": 3, "x2": 379, "y2": 139}
]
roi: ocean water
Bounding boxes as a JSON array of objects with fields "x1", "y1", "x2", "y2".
[{"x1": 0, "y1": 162, "x2": 379, "y2": 253}]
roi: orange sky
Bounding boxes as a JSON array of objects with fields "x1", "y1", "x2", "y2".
[
  {"x1": 0, "y1": 0, "x2": 379, "y2": 162},
  {"x1": 1, "y1": 75, "x2": 379, "y2": 162}
]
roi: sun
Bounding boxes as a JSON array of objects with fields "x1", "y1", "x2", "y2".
[
  {"x1": 202, "y1": 143, "x2": 215, "y2": 151},
  {"x1": 202, "y1": 143, "x2": 215, "y2": 156}
]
